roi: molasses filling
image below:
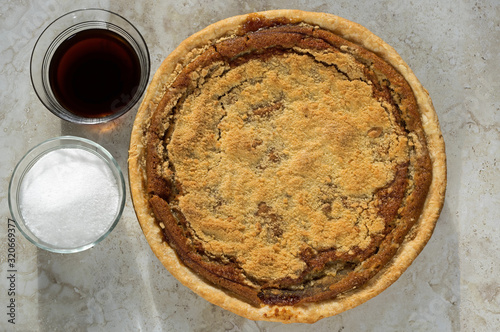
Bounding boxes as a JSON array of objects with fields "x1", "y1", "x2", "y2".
[{"x1": 144, "y1": 21, "x2": 432, "y2": 307}]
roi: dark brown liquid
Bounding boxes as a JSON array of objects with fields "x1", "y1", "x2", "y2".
[{"x1": 49, "y1": 29, "x2": 141, "y2": 118}]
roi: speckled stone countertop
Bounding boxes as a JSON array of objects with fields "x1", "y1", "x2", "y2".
[{"x1": 1, "y1": 0, "x2": 498, "y2": 331}]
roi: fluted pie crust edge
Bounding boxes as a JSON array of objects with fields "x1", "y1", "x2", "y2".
[{"x1": 128, "y1": 10, "x2": 446, "y2": 323}]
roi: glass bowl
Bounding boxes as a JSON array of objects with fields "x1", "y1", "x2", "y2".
[
  {"x1": 30, "y1": 8, "x2": 150, "y2": 124},
  {"x1": 8, "y1": 136, "x2": 126, "y2": 253}
]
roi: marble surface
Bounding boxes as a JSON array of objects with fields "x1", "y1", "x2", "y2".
[{"x1": 0, "y1": 0, "x2": 498, "y2": 331}]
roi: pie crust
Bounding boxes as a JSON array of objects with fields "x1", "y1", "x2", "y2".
[{"x1": 129, "y1": 10, "x2": 446, "y2": 323}]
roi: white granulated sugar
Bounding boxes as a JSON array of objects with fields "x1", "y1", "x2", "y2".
[{"x1": 19, "y1": 148, "x2": 120, "y2": 248}]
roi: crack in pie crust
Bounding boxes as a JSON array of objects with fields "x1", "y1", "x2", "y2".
[{"x1": 129, "y1": 10, "x2": 446, "y2": 323}]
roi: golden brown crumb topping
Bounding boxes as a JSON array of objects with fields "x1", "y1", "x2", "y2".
[{"x1": 145, "y1": 19, "x2": 432, "y2": 306}]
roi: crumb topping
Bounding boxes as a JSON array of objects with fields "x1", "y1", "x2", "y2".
[{"x1": 145, "y1": 22, "x2": 432, "y2": 306}]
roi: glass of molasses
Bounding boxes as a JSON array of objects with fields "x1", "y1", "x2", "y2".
[{"x1": 30, "y1": 8, "x2": 150, "y2": 124}]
